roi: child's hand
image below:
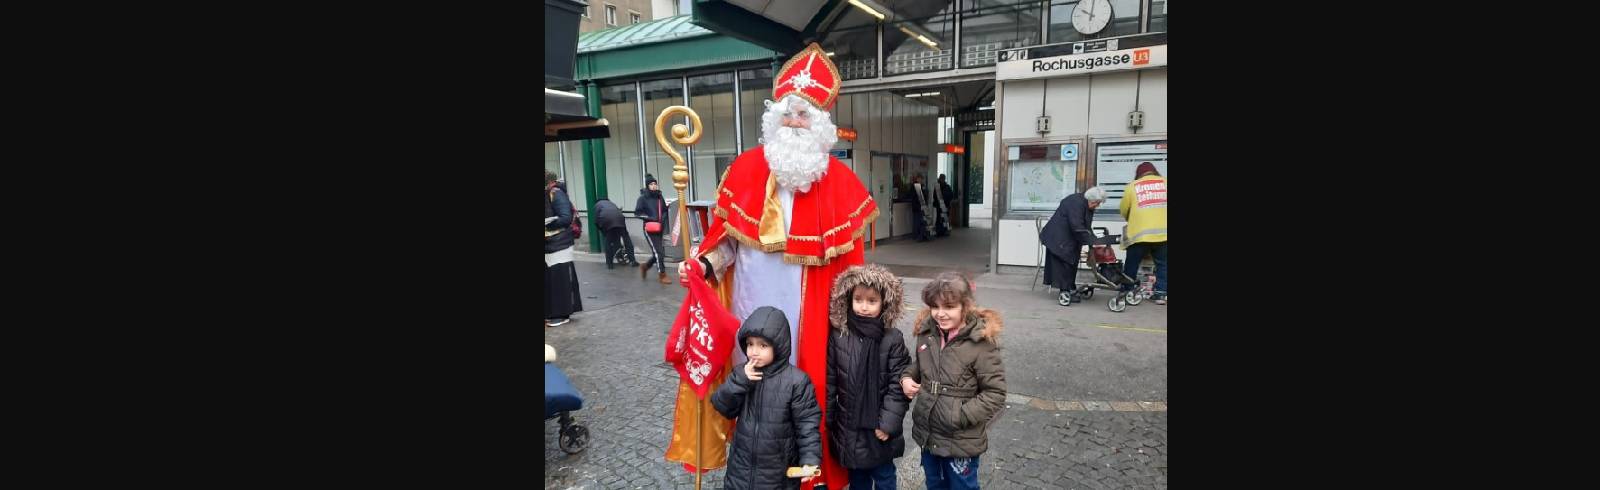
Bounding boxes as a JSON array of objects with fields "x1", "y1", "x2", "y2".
[
  {"x1": 875, "y1": 429, "x2": 889, "y2": 441},
  {"x1": 901, "y1": 378, "x2": 921, "y2": 398},
  {"x1": 744, "y1": 359, "x2": 763, "y2": 383}
]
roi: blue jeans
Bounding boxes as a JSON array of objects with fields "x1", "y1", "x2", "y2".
[
  {"x1": 1123, "y1": 241, "x2": 1167, "y2": 295},
  {"x1": 848, "y1": 461, "x2": 897, "y2": 490},
  {"x1": 921, "y1": 450, "x2": 980, "y2": 489}
]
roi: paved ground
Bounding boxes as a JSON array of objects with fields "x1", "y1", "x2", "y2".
[
  {"x1": 864, "y1": 227, "x2": 995, "y2": 279},
  {"x1": 546, "y1": 247, "x2": 1166, "y2": 489}
]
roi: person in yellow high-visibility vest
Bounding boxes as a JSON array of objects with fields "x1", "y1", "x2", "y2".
[{"x1": 1119, "y1": 162, "x2": 1168, "y2": 305}]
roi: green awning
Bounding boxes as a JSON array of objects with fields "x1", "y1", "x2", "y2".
[{"x1": 575, "y1": 15, "x2": 780, "y2": 81}]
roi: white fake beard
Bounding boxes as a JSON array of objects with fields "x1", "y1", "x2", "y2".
[{"x1": 760, "y1": 96, "x2": 838, "y2": 190}]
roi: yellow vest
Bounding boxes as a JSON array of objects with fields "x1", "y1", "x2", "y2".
[{"x1": 1119, "y1": 175, "x2": 1168, "y2": 247}]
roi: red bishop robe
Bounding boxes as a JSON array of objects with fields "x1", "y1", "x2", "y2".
[{"x1": 665, "y1": 145, "x2": 877, "y2": 490}]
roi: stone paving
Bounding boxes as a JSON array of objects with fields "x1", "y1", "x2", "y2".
[{"x1": 546, "y1": 258, "x2": 1166, "y2": 489}]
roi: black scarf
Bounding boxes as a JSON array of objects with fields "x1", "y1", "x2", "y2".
[{"x1": 847, "y1": 310, "x2": 885, "y2": 430}]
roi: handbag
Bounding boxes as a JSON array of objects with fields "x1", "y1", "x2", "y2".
[{"x1": 644, "y1": 199, "x2": 663, "y2": 233}]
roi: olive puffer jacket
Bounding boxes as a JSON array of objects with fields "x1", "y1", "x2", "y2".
[
  {"x1": 711, "y1": 306, "x2": 822, "y2": 490},
  {"x1": 825, "y1": 264, "x2": 912, "y2": 469},
  {"x1": 901, "y1": 307, "x2": 1007, "y2": 458}
]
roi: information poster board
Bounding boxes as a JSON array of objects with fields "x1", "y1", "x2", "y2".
[{"x1": 1094, "y1": 140, "x2": 1168, "y2": 218}]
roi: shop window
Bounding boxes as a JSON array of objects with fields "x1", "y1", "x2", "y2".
[
  {"x1": 737, "y1": 68, "x2": 773, "y2": 150},
  {"x1": 687, "y1": 72, "x2": 738, "y2": 201},
  {"x1": 1007, "y1": 143, "x2": 1078, "y2": 212}
]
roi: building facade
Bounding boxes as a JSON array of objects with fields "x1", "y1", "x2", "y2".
[
  {"x1": 577, "y1": 0, "x2": 655, "y2": 33},
  {"x1": 547, "y1": 0, "x2": 1168, "y2": 268}
]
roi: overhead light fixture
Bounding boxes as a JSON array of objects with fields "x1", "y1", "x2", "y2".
[
  {"x1": 897, "y1": 25, "x2": 940, "y2": 49},
  {"x1": 905, "y1": 91, "x2": 941, "y2": 98},
  {"x1": 827, "y1": 51, "x2": 836, "y2": 57},
  {"x1": 977, "y1": 105, "x2": 994, "y2": 111},
  {"x1": 848, "y1": 0, "x2": 885, "y2": 21}
]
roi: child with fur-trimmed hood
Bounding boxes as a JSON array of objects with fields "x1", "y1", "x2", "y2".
[
  {"x1": 825, "y1": 264, "x2": 912, "y2": 489},
  {"x1": 900, "y1": 272, "x2": 1006, "y2": 489}
]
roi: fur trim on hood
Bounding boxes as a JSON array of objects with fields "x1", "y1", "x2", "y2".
[
  {"x1": 828, "y1": 264, "x2": 906, "y2": 331},
  {"x1": 912, "y1": 307, "x2": 1004, "y2": 344}
]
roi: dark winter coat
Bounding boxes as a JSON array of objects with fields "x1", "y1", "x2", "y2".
[
  {"x1": 1039, "y1": 193, "x2": 1096, "y2": 263},
  {"x1": 593, "y1": 198, "x2": 626, "y2": 231},
  {"x1": 711, "y1": 306, "x2": 822, "y2": 490},
  {"x1": 826, "y1": 264, "x2": 912, "y2": 469},
  {"x1": 634, "y1": 189, "x2": 669, "y2": 235},
  {"x1": 544, "y1": 183, "x2": 575, "y2": 253},
  {"x1": 902, "y1": 307, "x2": 1007, "y2": 458}
]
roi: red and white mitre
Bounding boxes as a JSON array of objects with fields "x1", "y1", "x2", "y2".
[{"x1": 773, "y1": 43, "x2": 841, "y2": 111}]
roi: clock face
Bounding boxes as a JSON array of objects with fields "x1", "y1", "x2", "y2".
[{"x1": 1072, "y1": 0, "x2": 1114, "y2": 35}]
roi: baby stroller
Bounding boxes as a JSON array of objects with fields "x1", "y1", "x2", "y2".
[
  {"x1": 545, "y1": 345, "x2": 590, "y2": 454},
  {"x1": 1065, "y1": 227, "x2": 1147, "y2": 312}
]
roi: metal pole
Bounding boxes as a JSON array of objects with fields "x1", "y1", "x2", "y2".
[
  {"x1": 695, "y1": 400, "x2": 703, "y2": 490},
  {"x1": 655, "y1": 104, "x2": 704, "y2": 489}
]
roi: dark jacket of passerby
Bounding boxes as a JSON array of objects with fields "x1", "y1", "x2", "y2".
[
  {"x1": 634, "y1": 188, "x2": 669, "y2": 234},
  {"x1": 593, "y1": 198, "x2": 626, "y2": 231},
  {"x1": 1039, "y1": 193, "x2": 1096, "y2": 262},
  {"x1": 826, "y1": 264, "x2": 912, "y2": 469},
  {"x1": 902, "y1": 307, "x2": 1007, "y2": 458},
  {"x1": 712, "y1": 306, "x2": 823, "y2": 490},
  {"x1": 545, "y1": 182, "x2": 575, "y2": 253}
]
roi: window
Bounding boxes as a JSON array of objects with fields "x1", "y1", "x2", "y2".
[
  {"x1": 959, "y1": 1, "x2": 1043, "y2": 68},
  {"x1": 884, "y1": 13, "x2": 957, "y2": 76},
  {"x1": 605, "y1": 4, "x2": 617, "y2": 26},
  {"x1": 545, "y1": 142, "x2": 563, "y2": 184},
  {"x1": 1149, "y1": 0, "x2": 1166, "y2": 32},
  {"x1": 819, "y1": 4, "x2": 882, "y2": 81},
  {"x1": 630, "y1": 11, "x2": 641, "y2": 24},
  {"x1": 561, "y1": 140, "x2": 587, "y2": 211},
  {"x1": 545, "y1": 141, "x2": 589, "y2": 212},
  {"x1": 640, "y1": 78, "x2": 686, "y2": 190},
  {"x1": 583, "y1": 5, "x2": 590, "y2": 18},
  {"x1": 687, "y1": 72, "x2": 738, "y2": 201},
  {"x1": 1048, "y1": 0, "x2": 1141, "y2": 43},
  {"x1": 737, "y1": 68, "x2": 773, "y2": 151},
  {"x1": 1093, "y1": 140, "x2": 1167, "y2": 219},
  {"x1": 599, "y1": 82, "x2": 641, "y2": 201},
  {"x1": 1007, "y1": 144, "x2": 1077, "y2": 211}
]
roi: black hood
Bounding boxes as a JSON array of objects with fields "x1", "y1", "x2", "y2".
[{"x1": 738, "y1": 306, "x2": 792, "y2": 375}]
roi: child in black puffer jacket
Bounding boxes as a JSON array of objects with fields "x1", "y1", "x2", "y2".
[{"x1": 711, "y1": 306, "x2": 822, "y2": 489}]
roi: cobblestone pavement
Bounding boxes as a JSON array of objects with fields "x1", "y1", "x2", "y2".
[{"x1": 546, "y1": 259, "x2": 1166, "y2": 489}]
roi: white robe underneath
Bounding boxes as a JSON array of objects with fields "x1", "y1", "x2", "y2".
[{"x1": 701, "y1": 184, "x2": 806, "y2": 368}]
